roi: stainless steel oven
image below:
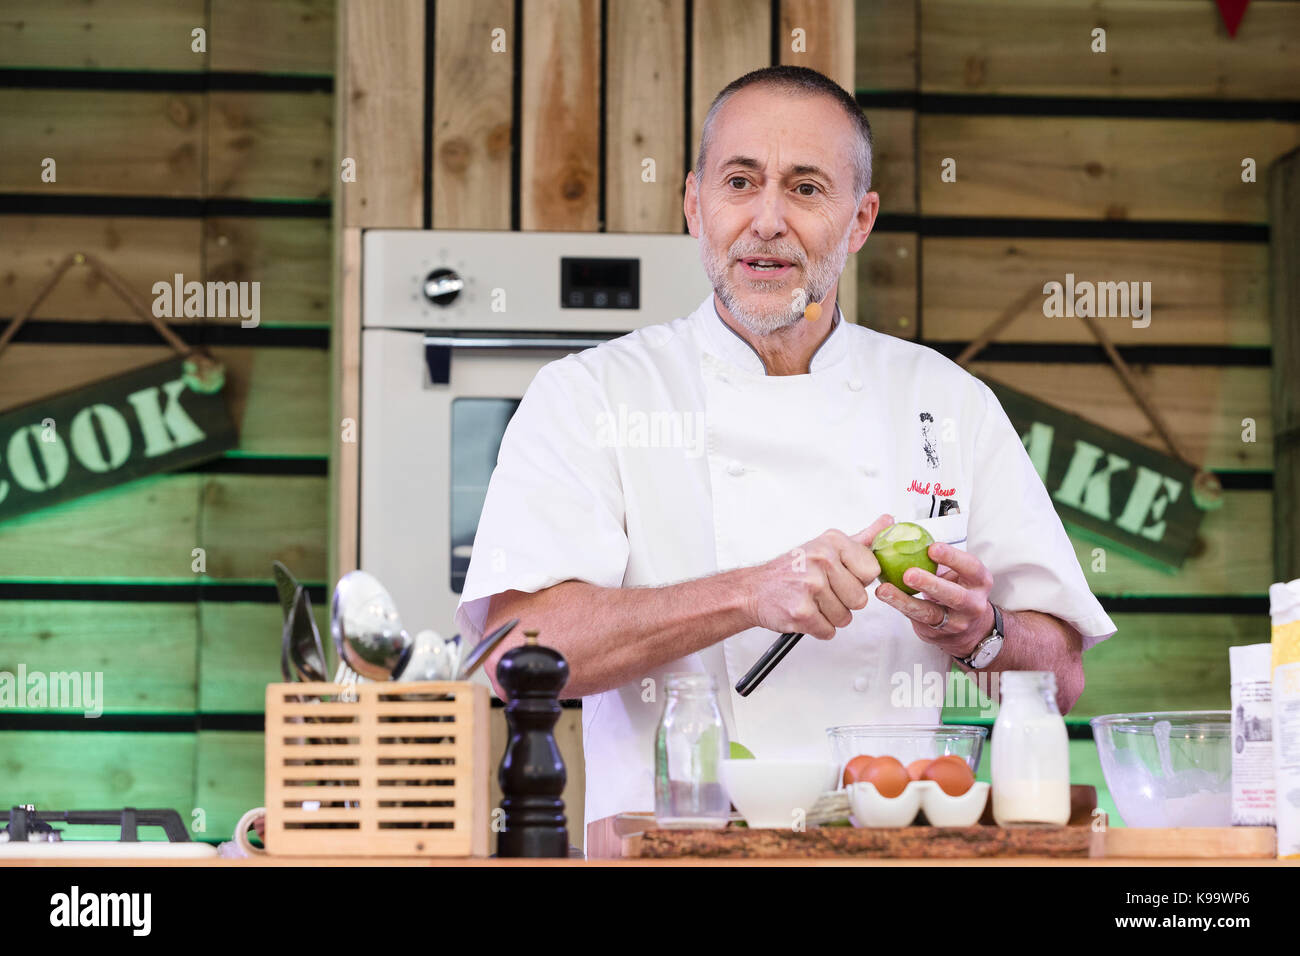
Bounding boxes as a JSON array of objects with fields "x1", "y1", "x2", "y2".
[{"x1": 360, "y1": 230, "x2": 711, "y2": 647}]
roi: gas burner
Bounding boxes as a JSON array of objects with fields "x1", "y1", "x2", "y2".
[
  {"x1": 0, "y1": 805, "x2": 61, "y2": 842},
  {"x1": 3, "y1": 805, "x2": 192, "y2": 842}
]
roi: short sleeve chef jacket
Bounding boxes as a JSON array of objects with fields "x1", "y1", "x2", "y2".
[{"x1": 455, "y1": 293, "x2": 1117, "y2": 836}]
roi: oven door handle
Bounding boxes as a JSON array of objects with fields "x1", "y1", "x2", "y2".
[{"x1": 423, "y1": 334, "x2": 614, "y2": 384}]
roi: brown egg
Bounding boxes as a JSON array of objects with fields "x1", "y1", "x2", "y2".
[
  {"x1": 860, "y1": 756, "x2": 910, "y2": 798},
  {"x1": 933, "y1": 754, "x2": 968, "y2": 766},
  {"x1": 922, "y1": 756, "x2": 975, "y2": 796},
  {"x1": 842, "y1": 754, "x2": 875, "y2": 788},
  {"x1": 906, "y1": 758, "x2": 933, "y2": 781}
]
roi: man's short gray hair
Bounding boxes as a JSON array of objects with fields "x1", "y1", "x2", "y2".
[{"x1": 695, "y1": 65, "x2": 873, "y2": 200}]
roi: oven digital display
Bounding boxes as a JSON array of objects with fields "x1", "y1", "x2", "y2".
[{"x1": 560, "y1": 256, "x2": 639, "y2": 310}]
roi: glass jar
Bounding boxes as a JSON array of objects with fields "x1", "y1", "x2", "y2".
[
  {"x1": 992, "y1": 671, "x2": 1070, "y2": 826},
  {"x1": 653, "y1": 673, "x2": 730, "y2": 828}
]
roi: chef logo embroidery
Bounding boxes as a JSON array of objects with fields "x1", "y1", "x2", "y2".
[
  {"x1": 919, "y1": 411, "x2": 939, "y2": 468},
  {"x1": 912, "y1": 412, "x2": 961, "y2": 516}
]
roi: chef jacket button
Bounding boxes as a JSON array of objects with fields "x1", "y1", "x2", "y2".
[
  {"x1": 853, "y1": 676, "x2": 868, "y2": 692},
  {"x1": 847, "y1": 378, "x2": 863, "y2": 391},
  {"x1": 727, "y1": 461, "x2": 745, "y2": 476}
]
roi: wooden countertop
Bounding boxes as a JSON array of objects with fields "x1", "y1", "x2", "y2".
[
  {"x1": 8, "y1": 792, "x2": 1289, "y2": 866},
  {"x1": 2, "y1": 856, "x2": 1296, "y2": 867}
]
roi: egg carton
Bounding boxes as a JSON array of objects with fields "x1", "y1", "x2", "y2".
[
  {"x1": 806, "y1": 783, "x2": 994, "y2": 828},
  {"x1": 847, "y1": 780, "x2": 991, "y2": 827}
]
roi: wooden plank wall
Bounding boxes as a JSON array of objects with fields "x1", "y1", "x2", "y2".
[
  {"x1": 1271, "y1": 148, "x2": 1300, "y2": 582},
  {"x1": 4, "y1": 0, "x2": 1295, "y2": 839},
  {"x1": 0, "y1": 0, "x2": 335, "y2": 841}
]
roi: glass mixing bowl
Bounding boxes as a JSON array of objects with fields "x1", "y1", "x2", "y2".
[
  {"x1": 1090, "y1": 711, "x2": 1232, "y2": 827},
  {"x1": 826, "y1": 724, "x2": 988, "y2": 786}
]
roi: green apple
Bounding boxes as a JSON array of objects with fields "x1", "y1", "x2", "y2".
[{"x1": 872, "y1": 521, "x2": 937, "y2": 596}]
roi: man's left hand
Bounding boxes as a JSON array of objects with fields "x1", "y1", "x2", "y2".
[{"x1": 874, "y1": 542, "x2": 996, "y2": 660}]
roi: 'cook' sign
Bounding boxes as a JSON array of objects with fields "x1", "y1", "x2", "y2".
[
  {"x1": 0, "y1": 358, "x2": 237, "y2": 522},
  {"x1": 984, "y1": 379, "x2": 1204, "y2": 570}
]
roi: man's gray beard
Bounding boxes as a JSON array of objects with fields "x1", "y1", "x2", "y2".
[{"x1": 701, "y1": 226, "x2": 853, "y2": 337}]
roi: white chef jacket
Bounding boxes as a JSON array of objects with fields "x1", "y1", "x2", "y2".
[{"x1": 455, "y1": 292, "x2": 1116, "y2": 835}]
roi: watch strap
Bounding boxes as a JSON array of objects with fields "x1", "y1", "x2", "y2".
[{"x1": 957, "y1": 603, "x2": 1003, "y2": 668}]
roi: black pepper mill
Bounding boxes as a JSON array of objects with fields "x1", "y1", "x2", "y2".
[{"x1": 496, "y1": 628, "x2": 569, "y2": 857}]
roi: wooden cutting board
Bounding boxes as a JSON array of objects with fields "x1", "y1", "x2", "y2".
[
  {"x1": 626, "y1": 824, "x2": 1095, "y2": 858},
  {"x1": 1104, "y1": 826, "x2": 1276, "y2": 859},
  {"x1": 620, "y1": 786, "x2": 1098, "y2": 859},
  {"x1": 624, "y1": 824, "x2": 1279, "y2": 860},
  {"x1": 617, "y1": 787, "x2": 1280, "y2": 859}
]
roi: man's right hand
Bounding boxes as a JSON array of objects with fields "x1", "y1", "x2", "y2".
[{"x1": 741, "y1": 514, "x2": 895, "y2": 640}]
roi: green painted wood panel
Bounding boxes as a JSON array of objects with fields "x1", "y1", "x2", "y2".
[
  {"x1": 0, "y1": 475, "x2": 201, "y2": 582},
  {"x1": 198, "y1": 476, "x2": 328, "y2": 582},
  {"x1": 941, "y1": 614, "x2": 1261, "y2": 724},
  {"x1": 198, "y1": 601, "x2": 330, "y2": 712},
  {"x1": 0, "y1": 475, "x2": 327, "y2": 583},
  {"x1": 194, "y1": 730, "x2": 264, "y2": 842},
  {"x1": 0, "y1": 602, "x2": 197, "y2": 714},
  {"x1": 1072, "y1": 614, "x2": 1265, "y2": 716}
]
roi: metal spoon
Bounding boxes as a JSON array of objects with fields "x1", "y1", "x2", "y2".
[
  {"x1": 393, "y1": 629, "x2": 458, "y2": 681},
  {"x1": 330, "y1": 570, "x2": 412, "y2": 682}
]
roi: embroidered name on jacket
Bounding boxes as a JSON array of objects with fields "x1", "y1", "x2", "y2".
[{"x1": 907, "y1": 479, "x2": 955, "y2": 498}]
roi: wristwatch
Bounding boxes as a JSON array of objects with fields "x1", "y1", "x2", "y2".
[{"x1": 955, "y1": 603, "x2": 1004, "y2": 669}]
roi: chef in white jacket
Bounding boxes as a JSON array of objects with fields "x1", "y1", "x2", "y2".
[{"x1": 454, "y1": 65, "x2": 1116, "y2": 846}]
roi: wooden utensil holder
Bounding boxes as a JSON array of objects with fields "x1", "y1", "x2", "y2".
[{"x1": 264, "y1": 681, "x2": 490, "y2": 857}]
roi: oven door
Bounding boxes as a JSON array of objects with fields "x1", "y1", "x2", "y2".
[{"x1": 360, "y1": 328, "x2": 608, "y2": 659}]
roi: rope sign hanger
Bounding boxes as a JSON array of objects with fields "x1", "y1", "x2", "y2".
[
  {"x1": 0, "y1": 252, "x2": 225, "y2": 394},
  {"x1": 953, "y1": 286, "x2": 1223, "y2": 512}
]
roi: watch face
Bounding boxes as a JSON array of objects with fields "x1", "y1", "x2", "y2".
[{"x1": 972, "y1": 634, "x2": 1003, "y2": 667}]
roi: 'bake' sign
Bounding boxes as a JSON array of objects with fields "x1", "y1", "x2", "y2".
[
  {"x1": 984, "y1": 379, "x2": 1204, "y2": 570},
  {"x1": 0, "y1": 358, "x2": 237, "y2": 522}
]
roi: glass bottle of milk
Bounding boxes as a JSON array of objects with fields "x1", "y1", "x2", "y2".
[{"x1": 992, "y1": 671, "x2": 1070, "y2": 826}]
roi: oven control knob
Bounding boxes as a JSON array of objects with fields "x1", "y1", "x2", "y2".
[{"x1": 422, "y1": 268, "x2": 465, "y2": 306}]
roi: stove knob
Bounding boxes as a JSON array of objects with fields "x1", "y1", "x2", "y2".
[{"x1": 422, "y1": 268, "x2": 465, "y2": 306}]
